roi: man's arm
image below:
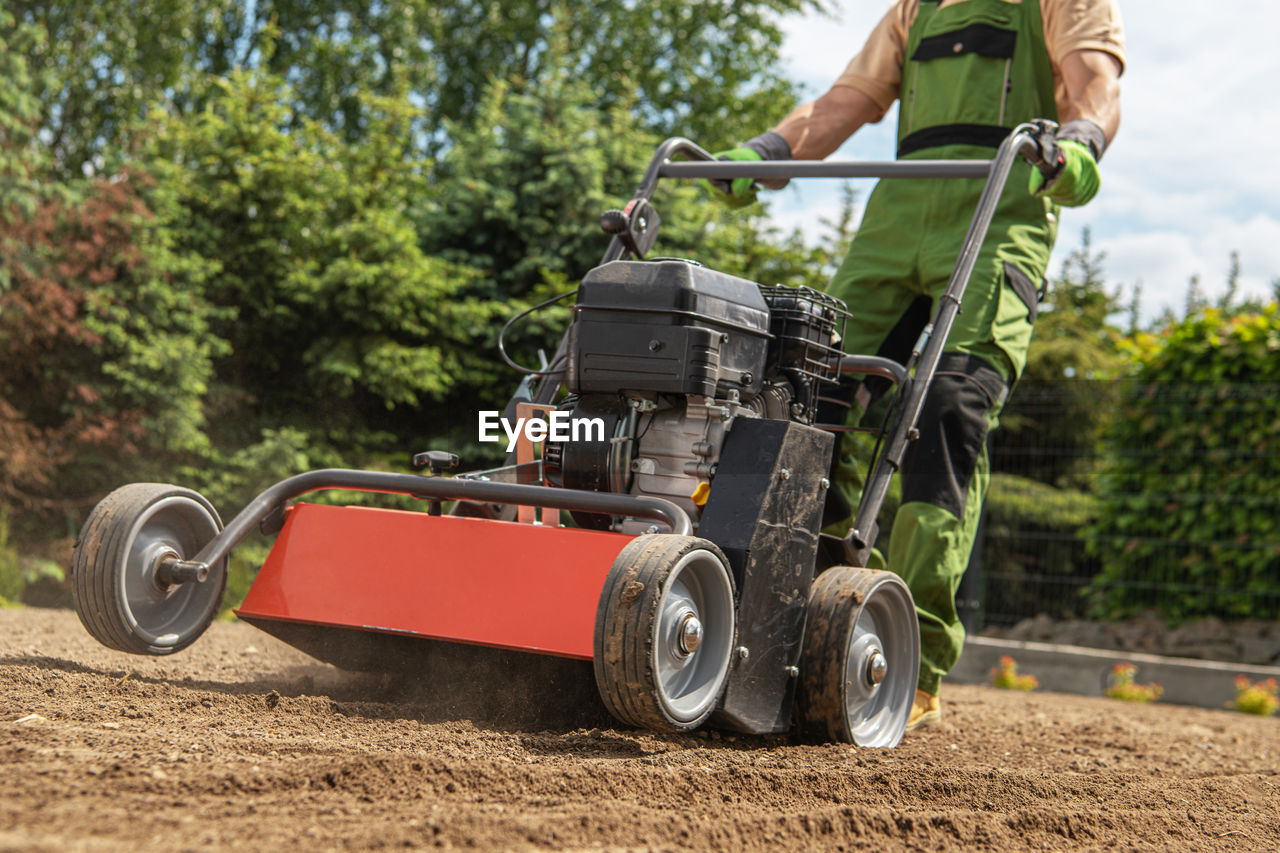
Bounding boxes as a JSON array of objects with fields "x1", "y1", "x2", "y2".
[
  {"x1": 1031, "y1": 48, "x2": 1122, "y2": 206},
  {"x1": 773, "y1": 86, "x2": 887, "y2": 161},
  {"x1": 703, "y1": 2, "x2": 903, "y2": 203},
  {"x1": 1058, "y1": 49, "x2": 1122, "y2": 148}
]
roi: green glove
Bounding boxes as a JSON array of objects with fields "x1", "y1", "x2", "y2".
[
  {"x1": 704, "y1": 131, "x2": 792, "y2": 209},
  {"x1": 705, "y1": 146, "x2": 763, "y2": 209},
  {"x1": 1029, "y1": 139, "x2": 1100, "y2": 208}
]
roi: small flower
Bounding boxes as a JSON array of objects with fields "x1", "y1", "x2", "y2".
[
  {"x1": 1232, "y1": 676, "x2": 1279, "y2": 717},
  {"x1": 1104, "y1": 662, "x2": 1160, "y2": 703},
  {"x1": 991, "y1": 655, "x2": 1039, "y2": 691}
]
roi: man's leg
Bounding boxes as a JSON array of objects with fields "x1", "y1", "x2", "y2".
[
  {"x1": 891, "y1": 355, "x2": 1006, "y2": 695},
  {"x1": 895, "y1": 254, "x2": 1040, "y2": 721}
]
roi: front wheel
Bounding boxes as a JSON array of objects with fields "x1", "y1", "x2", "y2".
[
  {"x1": 798, "y1": 567, "x2": 920, "y2": 747},
  {"x1": 593, "y1": 535, "x2": 736, "y2": 732},
  {"x1": 71, "y1": 483, "x2": 227, "y2": 655}
]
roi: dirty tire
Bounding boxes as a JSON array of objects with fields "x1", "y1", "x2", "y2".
[
  {"x1": 71, "y1": 483, "x2": 226, "y2": 656},
  {"x1": 593, "y1": 534, "x2": 736, "y2": 732},
  {"x1": 798, "y1": 567, "x2": 919, "y2": 747}
]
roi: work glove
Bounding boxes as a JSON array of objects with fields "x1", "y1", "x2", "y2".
[
  {"x1": 1028, "y1": 119, "x2": 1107, "y2": 208},
  {"x1": 705, "y1": 131, "x2": 792, "y2": 209}
]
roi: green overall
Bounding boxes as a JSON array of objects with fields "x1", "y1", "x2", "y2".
[{"x1": 826, "y1": 0, "x2": 1060, "y2": 694}]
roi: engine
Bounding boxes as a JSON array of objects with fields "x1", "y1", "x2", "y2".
[{"x1": 547, "y1": 259, "x2": 848, "y2": 531}]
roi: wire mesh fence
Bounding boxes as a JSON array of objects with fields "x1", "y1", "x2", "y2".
[{"x1": 961, "y1": 379, "x2": 1280, "y2": 630}]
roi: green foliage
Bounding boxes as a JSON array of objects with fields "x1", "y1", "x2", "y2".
[
  {"x1": 979, "y1": 473, "x2": 1100, "y2": 620},
  {"x1": 1024, "y1": 229, "x2": 1127, "y2": 383},
  {"x1": 1086, "y1": 304, "x2": 1280, "y2": 621},
  {"x1": 221, "y1": 541, "x2": 271, "y2": 617},
  {"x1": 0, "y1": 506, "x2": 62, "y2": 607},
  {"x1": 140, "y1": 69, "x2": 487, "y2": 464},
  {"x1": 0, "y1": 166, "x2": 220, "y2": 511},
  {"x1": 0, "y1": 510, "x2": 23, "y2": 606},
  {"x1": 419, "y1": 0, "x2": 823, "y2": 147},
  {"x1": 14, "y1": 0, "x2": 822, "y2": 177},
  {"x1": 0, "y1": 10, "x2": 46, "y2": 281},
  {"x1": 11, "y1": 0, "x2": 209, "y2": 177},
  {"x1": 985, "y1": 474, "x2": 1098, "y2": 530}
]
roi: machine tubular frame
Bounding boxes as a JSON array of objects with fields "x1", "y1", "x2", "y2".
[{"x1": 168, "y1": 468, "x2": 692, "y2": 580}]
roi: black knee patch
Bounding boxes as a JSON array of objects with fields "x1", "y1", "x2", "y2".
[{"x1": 900, "y1": 353, "x2": 1007, "y2": 518}]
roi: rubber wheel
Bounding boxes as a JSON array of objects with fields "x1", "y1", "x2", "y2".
[
  {"x1": 798, "y1": 567, "x2": 920, "y2": 747},
  {"x1": 594, "y1": 534, "x2": 736, "y2": 732},
  {"x1": 71, "y1": 483, "x2": 227, "y2": 656}
]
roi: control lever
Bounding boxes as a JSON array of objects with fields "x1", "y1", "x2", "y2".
[
  {"x1": 1022, "y1": 119, "x2": 1064, "y2": 184},
  {"x1": 412, "y1": 450, "x2": 460, "y2": 515},
  {"x1": 600, "y1": 198, "x2": 661, "y2": 259}
]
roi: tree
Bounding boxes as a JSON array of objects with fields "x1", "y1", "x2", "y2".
[
  {"x1": 0, "y1": 173, "x2": 221, "y2": 519},
  {"x1": 10, "y1": 0, "x2": 212, "y2": 176},
  {"x1": 3, "y1": 14, "x2": 215, "y2": 519},
  {"x1": 418, "y1": 0, "x2": 824, "y2": 148},
  {"x1": 14, "y1": 0, "x2": 825, "y2": 178},
  {"x1": 416, "y1": 52, "x2": 844, "y2": 459},
  {"x1": 1023, "y1": 227, "x2": 1126, "y2": 383},
  {"x1": 139, "y1": 69, "x2": 489, "y2": 465}
]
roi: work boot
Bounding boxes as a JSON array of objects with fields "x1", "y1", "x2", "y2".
[{"x1": 905, "y1": 688, "x2": 941, "y2": 731}]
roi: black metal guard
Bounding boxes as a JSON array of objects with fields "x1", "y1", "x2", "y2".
[
  {"x1": 760, "y1": 284, "x2": 850, "y2": 385},
  {"x1": 169, "y1": 468, "x2": 693, "y2": 579}
]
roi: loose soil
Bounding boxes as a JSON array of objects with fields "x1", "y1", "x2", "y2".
[{"x1": 2, "y1": 608, "x2": 1278, "y2": 851}]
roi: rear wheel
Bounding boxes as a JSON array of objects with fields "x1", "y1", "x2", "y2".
[
  {"x1": 71, "y1": 483, "x2": 226, "y2": 655},
  {"x1": 798, "y1": 567, "x2": 919, "y2": 747},
  {"x1": 594, "y1": 535, "x2": 736, "y2": 731}
]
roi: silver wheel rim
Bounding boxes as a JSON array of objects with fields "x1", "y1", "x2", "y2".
[
  {"x1": 117, "y1": 496, "x2": 223, "y2": 649},
  {"x1": 841, "y1": 576, "x2": 918, "y2": 747},
  {"x1": 652, "y1": 549, "x2": 735, "y2": 724}
]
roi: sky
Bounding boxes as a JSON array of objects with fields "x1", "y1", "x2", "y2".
[{"x1": 773, "y1": 1, "x2": 1280, "y2": 322}]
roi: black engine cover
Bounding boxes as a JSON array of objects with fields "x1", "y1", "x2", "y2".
[{"x1": 567, "y1": 260, "x2": 770, "y2": 399}]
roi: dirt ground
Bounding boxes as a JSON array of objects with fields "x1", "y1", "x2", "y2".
[{"x1": 2, "y1": 608, "x2": 1278, "y2": 852}]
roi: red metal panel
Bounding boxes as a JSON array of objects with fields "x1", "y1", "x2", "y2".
[{"x1": 236, "y1": 504, "x2": 634, "y2": 660}]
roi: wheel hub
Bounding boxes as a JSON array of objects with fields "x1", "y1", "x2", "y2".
[
  {"x1": 676, "y1": 612, "x2": 703, "y2": 656},
  {"x1": 865, "y1": 648, "x2": 887, "y2": 686},
  {"x1": 143, "y1": 543, "x2": 183, "y2": 595}
]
